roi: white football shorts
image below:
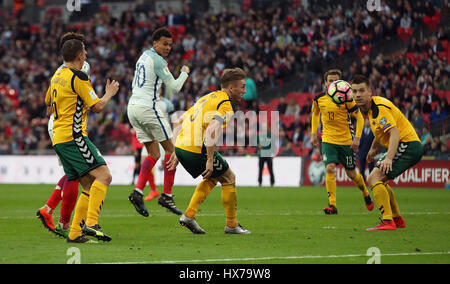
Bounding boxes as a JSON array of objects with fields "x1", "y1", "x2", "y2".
[{"x1": 127, "y1": 104, "x2": 173, "y2": 143}]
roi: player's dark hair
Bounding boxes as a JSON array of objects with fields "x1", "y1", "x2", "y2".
[
  {"x1": 221, "y1": 68, "x2": 246, "y2": 88},
  {"x1": 324, "y1": 69, "x2": 342, "y2": 82},
  {"x1": 352, "y1": 74, "x2": 371, "y2": 87},
  {"x1": 61, "y1": 39, "x2": 84, "y2": 62},
  {"x1": 152, "y1": 27, "x2": 172, "y2": 42},
  {"x1": 59, "y1": 32, "x2": 85, "y2": 49}
]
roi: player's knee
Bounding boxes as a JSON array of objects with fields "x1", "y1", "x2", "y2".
[
  {"x1": 326, "y1": 163, "x2": 336, "y2": 174},
  {"x1": 149, "y1": 153, "x2": 160, "y2": 161},
  {"x1": 219, "y1": 169, "x2": 236, "y2": 185},
  {"x1": 99, "y1": 172, "x2": 112, "y2": 186},
  {"x1": 346, "y1": 169, "x2": 357, "y2": 180},
  {"x1": 367, "y1": 168, "x2": 385, "y2": 188},
  {"x1": 97, "y1": 166, "x2": 112, "y2": 186}
]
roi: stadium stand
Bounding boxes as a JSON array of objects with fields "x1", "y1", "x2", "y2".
[{"x1": 0, "y1": 0, "x2": 448, "y2": 159}]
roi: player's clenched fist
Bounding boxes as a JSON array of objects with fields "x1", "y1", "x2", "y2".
[{"x1": 181, "y1": 65, "x2": 190, "y2": 74}]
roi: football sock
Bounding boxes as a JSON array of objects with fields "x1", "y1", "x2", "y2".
[
  {"x1": 136, "y1": 156, "x2": 157, "y2": 192},
  {"x1": 46, "y1": 175, "x2": 67, "y2": 212},
  {"x1": 59, "y1": 179, "x2": 79, "y2": 228},
  {"x1": 353, "y1": 172, "x2": 370, "y2": 197},
  {"x1": 326, "y1": 172, "x2": 337, "y2": 207},
  {"x1": 222, "y1": 183, "x2": 237, "y2": 228},
  {"x1": 148, "y1": 169, "x2": 157, "y2": 191},
  {"x1": 86, "y1": 180, "x2": 108, "y2": 227},
  {"x1": 371, "y1": 181, "x2": 392, "y2": 220},
  {"x1": 185, "y1": 178, "x2": 217, "y2": 218},
  {"x1": 68, "y1": 190, "x2": 89, "y2": 240},
  {"x1": 384, "y1": 183, "x2": 401, "y2": 218},
  {"x1": 163, "y1": 154, "x2": 176, "y2": 195}
]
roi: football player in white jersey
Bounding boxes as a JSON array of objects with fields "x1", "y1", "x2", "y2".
[
  {"x1": 36, "y1": 33, "x2": 89, "y2": 238},
  {"x1": 128, "y1": 27, "x2": 190, "y2": 216},
  {"x1": 141, "y1": 97, "x2": 176, "y2": 201}
]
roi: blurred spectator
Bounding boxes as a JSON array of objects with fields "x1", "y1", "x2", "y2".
[
  {"x1": 412, "y1": 108, "x2": 425, "y2": 132},
  {"x1": 420, "y1": 127, "x2": 433, "y2": 153},
  {"x1": 438, "y1": 71, "x2": 450, "y2": 91},
  {"x1": 279, "y1": 141, "x2": 295, "y2": 156},
  {"x1": 419, "y1": 95, "x2": 432, "y2": 114},
  {"x1": 277, "y1": 97, "x2": 288, "y2": 115},
  {"x1": 115, "y1": 141, "x2": 131, "y2": 155},
  {"x1": 428, "y1": 136, "x2": 443, "y2": 156},
  {"x1": 242, "y1": 69, "x2": 258, "y2": 108},
  {"x1": 285, "y1": 98, "x2": 300, "y2": 116},
  {"x1": 358, "y1": 118, "x2": 374, "y2": 181},
  {"x1": 257, "y1": 126, "x2": 275, "y2": 186},
  {"x1": 430, "y1": 104, "x2": 447, "y2": 124}
]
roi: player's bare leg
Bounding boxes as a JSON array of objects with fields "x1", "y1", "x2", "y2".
[{"x1": 345, "y1": 168, "x2": 374, "y2": 211}]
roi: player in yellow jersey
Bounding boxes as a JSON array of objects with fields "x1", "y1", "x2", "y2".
[
  {"x1": 45, "y1": 38, "x2": 119, "y2": 243},
  {"x1": 167, "y1": 68, "x2": 250, "y2": 234},
  {"x1": 352, "y1": 74, "x2": 423, "y2": 231},
  {"x1": 311, "y1": 69, "x2": 374, "y2": 214}
]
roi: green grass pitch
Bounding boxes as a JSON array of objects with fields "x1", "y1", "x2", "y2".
[{"x1": 1, "y1": 184, "x2": 450, "y2": 264}]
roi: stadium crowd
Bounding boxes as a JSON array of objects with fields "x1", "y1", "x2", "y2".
[{"x1": 0, "y1": 0, "x2": 448, "y2": 159}]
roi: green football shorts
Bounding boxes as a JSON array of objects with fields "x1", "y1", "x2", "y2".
[
  {"x1": 53, "y1": 136, "x2": 106, "y2": 181},
  {"x1": 321, "y1": 142, "x2": 356, "y2": 170},
  {"x1": 175, "y1": 147, "x2": 229, "y2": 179},
  {"x1": 376, "y1": 141, "x2": 423, "y2": 180}
]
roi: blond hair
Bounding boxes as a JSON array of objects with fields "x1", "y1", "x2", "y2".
[{"x1": 221, "y1": 68, "x2": 246, "y2": 88}]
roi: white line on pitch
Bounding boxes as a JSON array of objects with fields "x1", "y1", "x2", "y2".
[{"x1": 96, "y1": 251, "x2": 450, "y2": 264}]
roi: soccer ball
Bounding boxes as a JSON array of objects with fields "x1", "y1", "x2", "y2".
[{"x1": 327, "y1": 80, "x2": 353, "y2": 105}]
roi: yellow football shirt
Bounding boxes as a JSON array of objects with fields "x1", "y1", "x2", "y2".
[
  {"x1": 45, "y1": 67, "x2": 100, "y2": 145},
  {"x1": 312, "y1": 92, "x2": 363, "y2": 145},
  {"x1": 175, "y1": 90, "x2": 234, "y2": 154},
  {"x1": 368, "y1": 96, "x2": 419, "y2": 148}
]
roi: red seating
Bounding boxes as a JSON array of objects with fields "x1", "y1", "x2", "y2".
[
  {"x1": 246, "y1": 147, "x2": 257, "y2": 155},
  {"x1": 292, "y1": 145, "x2": 302, "y2": 156},
  {"x1": 299, "y1": 148, "x2": 311, "y2": 157},
  {"x1": 177, "y1": 25, "x2": 186, "y2": 35},
  {"x1": 358, "y1": 44, "x2": 371, "y2": 58},
  {"x1": 397, "y1": 27, "x2": 413, "y2": 43},
  {"x1": 423, "y1": 113, "x2": 430, "y2": 128},
  {"x1": 423, "y1": 11, "x2": 441, "y2": 31},
  {"x1": 259, "y1": 104, "x2": 271, "y2": 112},
  {"x1": 281, "y1": 115, "x2": 296, "y2": 128},
  {"x1": 405, "y1": 52, "x2": 418, "y2": 66},
  {"x1": 270, "y1": 97, "x2": 281, "y2": 111}
]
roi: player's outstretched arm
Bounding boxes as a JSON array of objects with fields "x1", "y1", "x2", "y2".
[
  {"x1": 366, "y1": 139, "x2": 379, "y2": 163},
  {"x1": 310, "y1": 102, "x2": 320, "y2": 149},
  {"x1": 91, "y1": 79, "x2": 120, "y2": 113},
  {"x1": 379, "y1": 126, "x2": 400, "y2": 174},
  {"x1": 164, "y1": 65, "x2": 190, "y2": 93},
  {"x1": 350, "y1": 108, "x2": 364, "y2": 151}
]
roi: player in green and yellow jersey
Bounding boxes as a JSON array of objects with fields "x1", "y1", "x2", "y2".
[
  {"x1": 311, "y1": 69, "x2": 374, "y2": 214},
  {"x1": 167, "y1": 68, "x2": 250, "y2": 234},
  {"x1": 352, "y1": 74, "x2": 423, "y2": 231},
  {"x1": 45, "y1": 39, "x2": 119, "y2": 242}
]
